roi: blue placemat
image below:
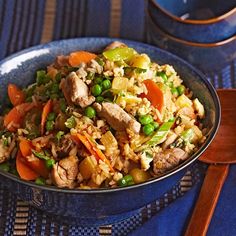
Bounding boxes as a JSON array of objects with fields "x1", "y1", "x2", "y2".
[{"x1": 0, "y1": 162, "x2": 206, "y2": 236}]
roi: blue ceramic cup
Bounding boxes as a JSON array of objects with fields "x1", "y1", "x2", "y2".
[
  {"x1": 146, "y1": 13, "x2": 236, "y2": 73},
  {"x1": 148, "y1": 0, "x2": 236, "y2": 43}
]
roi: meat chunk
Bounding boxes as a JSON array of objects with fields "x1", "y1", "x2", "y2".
[
  {"x1": 104, "y1": 41, "x2": 127, "y2": 51},
  {"x1": 94, "y1": 102, "x2": 141, "y2": 133},
  {"x1": 153, "y1": 148, "x2": 188, "y2": 175},
  {"x1": 54, "y1": 55, "x2": 69, "y2": 69},
  {"x1": 60, "y1": 72, "x2": 95, "y2": 108},
  {"x1": 53, "y1": 136, "x2": 75, "y2": 159},
  {"x1": 51, "y1": 155, "x2": 78, "y2": 188}
]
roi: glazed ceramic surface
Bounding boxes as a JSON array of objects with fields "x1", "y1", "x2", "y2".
[
  {"x1": 0, "y1": 38, "x2": 220, "y2": 225},
  {"x1": 147, "y1": 14, "x2": 236, "y2": 73},
  {"x1": 148, "y1": 0, "x2": 236, "y2": 43}
]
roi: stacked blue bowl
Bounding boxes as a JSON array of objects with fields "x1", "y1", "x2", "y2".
[{"x1": 147, "y1": 0, "x2": 236, "y2": 73}]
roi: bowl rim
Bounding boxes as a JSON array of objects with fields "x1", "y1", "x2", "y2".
[
  {"x1": 150, "y1": 0, "x2": 236, "y2": 25},
  {"x1": 0, "y1": 37, "x2": 221, "y2": 194},
  {"x1": 148, "y1": 11, "x2": 236, "y2": 47}
]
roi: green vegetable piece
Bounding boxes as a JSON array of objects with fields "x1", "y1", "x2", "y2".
[
  {"x1": 36, "y1": 70, "x2": 50, "y2": 85},
  {"x1": 47, "y1": 112, "x2": 56, "y2": 121},
  {"x1": 45, "y1": 159, "x2": 55, "y2": 169},
  {"x1": 32, "y1": 150, "x2": 49, "y2": 160},
  {"x1": 143, "y1": 124, "x2": 155, "y2": 136},
  {"x1": 177, "y1": 85, "x2": 185, "y2": 95},
  {"x1": 181, "y1": 128, "x2": 194, "y2": 143},
  {"x1": 102, "y1": 79, "x2": 111, "y2": 90},
  {"x1": 103, "y1": 47, "x2": 137, "y2": 62},
  {"x1": 65, "y1": 116, "x2": 76, "y2": 129},
  {"x1": 56, "y1": 131, "x2": 64, "y2": 142},
  {"x1": 91, "y1": 84, "x2": 102, "y2": 96},
  {"x1": 171, "y1": 87, "x2": 179, "y2": 96},
  {"x1": 157, "y1": 71, "x2": 168, "y2": 82},
  {"x1": 84, "y1": 106, "x2": 96, "y2": 119},
  {"x1": 87, "y1": 72, "x2": 95, "y2": 80},
  {"x1": 51, "y1": 83, "x2": 60, "y2": 94},
  {"x1": 95, "y1": 57, "x2": 105, "y2": 66},
  {"x1": 46, "y1": 120, "x2": 54, "y2": 131},
  {"x1": 146, "y1": 121, "x2": 175, "y2": 147},
  {"x1": 60, "y1": 99, "x2": 67, "y2": 113},
  {"x1": 139, "y1": 115, "x2": 153, "y2": 125},
  {"x1": 95, "y1": 96, "x2": 104, "y2": 103},
  {"x1": 123, "y1": 175, "x2": 133, "y2": 183},
  {"x1": 0, "y1": 162, "x2": 10, "y2": 172},
  {"x1": 55, "y1": 72, "x2": 62, "y2": 83},
  {"x1": 151, "y1": 122, "x2": 159, "y2": 130},
  {"x1": 118, "y1": 175, "x2": 134, "y2": 187},
  {"x1": 35, "y1": 177, "x2": 46, "y2": 186},
  {"x1": 94, "y1": 76, "x2": 103, "y2": 84}
]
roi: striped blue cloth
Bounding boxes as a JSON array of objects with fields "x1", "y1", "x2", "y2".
[{"x1": 0, "y1": 0, "x2": 235, "y2": 235}]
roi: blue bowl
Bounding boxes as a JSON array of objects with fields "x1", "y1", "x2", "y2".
[
  {"x1": 0, "y1": 38, "x2": 220, "y2": 226},
  {"x1": 148, "y1": 0, "x2": 236, "y2": 43},
  {"x1": 147, "y1": 13, "x2": 236, "y2": 73}
]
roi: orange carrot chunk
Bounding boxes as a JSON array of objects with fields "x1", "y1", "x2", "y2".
[
  {"x1": 4, "y1": 103, "x2": 35, "y2": 132},
  {"x1": 142, "y1": 79, "x2": 164, "y2": 112},
  {"x1": 68, "y1": 51, "x2": 97, "y2": 67},
  {"x1": 19, "y1": 138, "x2": 34, "y2": 157},
  {"x1": 16, "y1": 150, "x2": 39, "y2": 181},
  {"x1": 41, "y1": 99, "x2": 52, "y2": 135},
  {"x1": 8, "y1": 84, "x2": 25, "y2": 106}
]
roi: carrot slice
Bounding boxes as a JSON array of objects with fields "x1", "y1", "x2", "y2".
[
  {"x1": 41, "y1": 99, "x2": 52, "y2": 135},
  {"x1": 8, "y1": 84, "x2": 25, "y2": 106},
  {"x1": 16, "y1": 150, "x2": 39, "y2": 181},
  {"x1": 4, "y1": 103, "x2": 35, "y2": 132},
  {"x1": 68, "y1": 51, "x2": 97, "y2": 67},
  {"x1": 19, "y1": 139, "x2": 49, "y2": 178},
  {"x1": 72, "y1": 132, "x2": 114, "y2": 172},
  {"x1": 72, "y1": 133, "x2": 98, "y2": 158},
  {"x1": 25, "y1": 156, "x2": 49, "y2": 179},
  {"x1": 142, "y1": 79, "x2": 164, "y2": 112},
  {"x1": 19, "y1": 138, "x2": 34, "y2": 157}
]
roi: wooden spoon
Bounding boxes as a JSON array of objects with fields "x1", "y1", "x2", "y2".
[{"x1": 185, "y1": 89, "x2": 236, "y2": 236}]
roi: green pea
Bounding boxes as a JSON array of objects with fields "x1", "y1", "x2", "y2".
[
  {"x1": 91, "y1": 84, "x2": 102, "y2": 96},
  {"x1": 123, "y1": 175, "x2": 133, "y2": 183},
  {"x1": 177, "y1": 85, "x2": 185, "y2": 95},
  {"x1": 35, "y1": 177, "x2": 46, "y2": 186},
  {"x1": 95, "y1": 96, "x2": 104, "y2": 103},
  {"x1": 171, "y1": 87, "x2": 179, "y2": 97},
  {"x1": 143, "y1": 123, "x2": 154, "y2": 136},
  {"x1": 0, "y1": 163, "x2": 10, "y2": 172},
  {"x1": 139, "y1": 115, "x2": 153, "y2": 125},
  {"x1": 84, "y1": 106, "x2": 96, "y2": 119},
  {"x1": 45, "y1": 159, "x2": 55, "y2": 169},
  {"x1": 46, "y1": 120, "x2": 54, "y2": 131},
  {"x1": 94, "y1": 76, "x2": 103, "y2": 84},
  {"x1": 60, "y1": 99, "x2": 67, "y2": 113},
  {"x1": 47, "y1": 112, "x2": 56, "y2": 121},
  {"x1": 102, "y1": 79, "x2": 111, "y2": 90},
  {"x1": 157, "y1": 71, "x2": 168, "y2": 82},
  {"x1": 151, "y1": 122, "x2": 159, "y2": 130},
  {"x1": 118, "y1": 178, "x2": 127, "y2": 187},
  {"x1": 118, "y1": 175, "x2": 134, "y2": 187}
]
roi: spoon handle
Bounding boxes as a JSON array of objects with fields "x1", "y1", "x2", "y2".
[{"x1": 185, "y1": 164, "x2": 229, "y2": 236}]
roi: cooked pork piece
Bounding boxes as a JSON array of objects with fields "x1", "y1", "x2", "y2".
[
  {"x1": 94, "y1": 102, "x2": 141, "y2": 133},
  {"x1": 60, "y1": 72, "x2": 95, "y2": 107},
  {"x1": 51, "y1": 155, "x2": 78, "y2": 188},
  {"x1": 104, "y1": 41, "x2": 127, "y2": 51},
  {"x1": 54, "y1": 55, "x2": 69, "y2": 68},
  {"x1": 153, "y1": 148, "x2": 188, "y2": 175}
]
